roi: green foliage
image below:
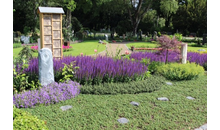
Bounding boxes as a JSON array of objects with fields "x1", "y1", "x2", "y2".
[
  {"x1": 59, "y1": 61, "x2": 80, "y2": 83},
  {"x1": 13, "y1": 60, "x2": 29, "y2": 94},
  {"x1": 156, "y1": 62, "x2": 204, "y2": 80},
  {"x1": 80, "y1": 75, "x2": 165, "y2": 95},
  {"x1": 140, "y1": 58, "x2": 151, "y2": 66},
  {"x1": 148, "y1": 61, "x2": 165, "y2": 74},
  {"x1": 23, "y1": 26, "x2": 31, "y2": 36},
  {"x1": 13, "y1": 43, "x2": 22, "y2": 48},
  {"x1": 174, "y1": 33, "x2": 183, "y2": 41},
  {"x1": 13, "y1": 107, "x2": 48, "y2": 130},
  {"x1": 18, "y1": 45, "x2": 33, "y2": 63},
  {"x1": 203, "y1": 63, "x2": 207, "y2": 71}
]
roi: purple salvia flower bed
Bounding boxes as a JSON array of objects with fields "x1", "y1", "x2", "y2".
[
  {"x1": 22, "y1": 56, "x2": 148, "y2": 83},
  {"x1": 130, "y1": 51, "x2": 207, "y2": 65},
  {"x1": 13, "y1": 80, "x2": 81, "y2": 108}
]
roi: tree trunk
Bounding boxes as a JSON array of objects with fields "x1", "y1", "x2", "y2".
[
  {"x1": 165, "y1": 49, "x2": 169, "y2": 64},
  {"x1": 66, "y1": 9, "x2": 72, "y2": 41}
]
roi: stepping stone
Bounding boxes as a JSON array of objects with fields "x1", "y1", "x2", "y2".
[
  {"x1": 186, "y1": 96, "x2": 195, "y2": 100},
  {"x1": 166, "y1": 82, "x2": 172, "y2": 85},
  {"x1": 200, "y1": 124, "x2": 207, "y2": 130},
  {"x1": 130, "y1": 101, "x2": 139, "y2": 106},
  {"x1": 157, "y1": 97, "x2": 169, "y2": 101},
  {"x1": 60, "y1": 105, "x2": 72, "y2": 111},
  {"x1": 117, "y1": 118, "x2": 129, "y2": 124}
]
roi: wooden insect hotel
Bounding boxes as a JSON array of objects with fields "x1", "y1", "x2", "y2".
[{"x1": 37, "y1": 7, "x2": 65, "y2": 59}]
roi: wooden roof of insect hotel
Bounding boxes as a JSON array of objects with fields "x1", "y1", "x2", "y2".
[{"x1": 37, "y1": 7, "x2": 64, "y2": 14}]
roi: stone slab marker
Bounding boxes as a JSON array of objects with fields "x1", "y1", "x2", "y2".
[
  {"x1": 181, "y1": 43, "x2": 188, "y2": 64},
  {"x1": 38, "y1": 48, "x2": 55, "y2": 86}
]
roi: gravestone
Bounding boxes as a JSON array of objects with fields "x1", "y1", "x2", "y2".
[
  {"x1": 203, "y1": 33, "x2": 207, "y2": 45},
  {"x1": 105, "y1": 34, "x2": 108, "y2": 41},
  {"x1": 20, "y1": 35, "x2": 30, "y2": 44},
  {"x1": 38, "y1": 48, "x2": 55, "y2": 86}
]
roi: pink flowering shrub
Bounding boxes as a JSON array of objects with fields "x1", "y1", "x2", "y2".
[
  {"x1": 63, "y1": 45, "x2": 72, "y2": 52},
  {"x1": 31, "y1": 46, "x2": 38, "y2": 52}
]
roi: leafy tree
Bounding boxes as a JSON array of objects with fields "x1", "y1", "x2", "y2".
[
  {"x1": 124, "y1": 0, "x2": 155, "y2": 36},
  {"x1": 160, "y1": 0, "x2": 179, "y2": 28}
]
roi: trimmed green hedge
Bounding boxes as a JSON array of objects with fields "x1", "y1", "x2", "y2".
[
  {"x1": 13, "y1": 107, "x2": 48, "y2": 130},
  {"x1": 80, "y1": 75, "x2": 166, "y2": 95},
  {"x1": 156, "y1": 62, "x2": 204, "y2": 81}
]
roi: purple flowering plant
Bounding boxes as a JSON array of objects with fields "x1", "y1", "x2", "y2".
[{"x1": 13, "y1": 80, "x2": 81, "y2": 108}]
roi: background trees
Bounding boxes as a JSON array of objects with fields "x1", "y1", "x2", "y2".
[{"x1": 13, "y1": 0, "x2": 207, "y2": 37}]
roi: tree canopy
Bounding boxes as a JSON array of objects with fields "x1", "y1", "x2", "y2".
[{"x1": 13, "y1": 0, "x2": 207, "y2": 37}]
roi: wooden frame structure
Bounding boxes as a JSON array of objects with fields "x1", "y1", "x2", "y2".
[{"x1": 38, "y1": 7, "x2": 64, "y2": 59}]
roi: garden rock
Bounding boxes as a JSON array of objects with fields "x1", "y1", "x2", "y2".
[
  {"x1": 117, "y1": 118, "x2": 129, "y2": 124},
  {"x1": 186, "y1": 96, "x2": 195, "y2": 100},
  {"x1": 130, "y1": 101, "x2": 139, "y2": 106},
  {"x1": 60, "y1": 105, "x2": 72, "y2": 111},
  {"x1": 157, "y1": 97, "x2": 169, "y2": 101},
  {"x1": 166, "y1": 82, "x2": 172, "y2": 85},
  {"x1": 38, "y1": 48, "x2": 55, "y2": 86}
]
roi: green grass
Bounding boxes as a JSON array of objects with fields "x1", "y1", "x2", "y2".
[
  {"x1": 126, "y1": 42, "x2": 207, "y2": 52},
  {"x1": 22, "y1": 75, "x2": 207, "y2": 130},
  {"x1": 13, "y1": 40, "x2": 106, "y2": 58}
]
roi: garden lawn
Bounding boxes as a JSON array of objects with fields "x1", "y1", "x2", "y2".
[
  {"x1": 126, "y1": 42, "x2": 207, "y2": 52},
  {"x1": 22, "y1": 75, "x2": 207, "y2": 130},
  {"x1": 13, "y1": 40, "x2": 106, "y2": 58}
]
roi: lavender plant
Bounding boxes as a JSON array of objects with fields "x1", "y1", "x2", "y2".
[{"x1": 13, "y1": 80, "x2": 81, "y2": 108}]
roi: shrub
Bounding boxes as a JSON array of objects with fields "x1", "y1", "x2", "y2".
[
  {"x1": 80, "y1": 75, "x2": 165, "y2": 95},
  {"x1": 148, "y1": 61, "x2": 164, "y2": 74},
  {"x1": 156, "y1": 62, "x2": 204, "y2": 80},
  {"x1": 13, "y1": 80, "x2": 81, "y2": 108},
  {"x1": 13, "y1": 107, "x2": 48, "y2": 130}
]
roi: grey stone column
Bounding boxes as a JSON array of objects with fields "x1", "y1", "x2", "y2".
[{"x1": 181, "y1": 43, "x2": 188, "y2": 64}]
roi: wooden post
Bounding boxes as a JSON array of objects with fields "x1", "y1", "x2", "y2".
[
  {"x1": 181, "y1": 43, "x2": 188, "y2": 64},
  {"x1": 38, "y1": 38, "x2": 41, "y2": 52}
]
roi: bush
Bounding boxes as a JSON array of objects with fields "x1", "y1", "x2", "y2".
[
  {"x1": 13, "y1": 107, "x2": 48, "y2": 130},
  {"x1": 80, "y1": 75, "x2": 166, "y2": 95},
  {"x1": 13, "y1": 80, "x2": 81, "y2": 108},
  {"x1": 156, "y1": 62, "x2": 204, "y2": 80},
  {"x1": 148, "y1": 61, "x2": 164, "y2": 74}
]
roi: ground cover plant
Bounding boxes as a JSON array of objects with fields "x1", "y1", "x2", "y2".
[
  {"x1": 22, "y1": 75, "x2": 207, "y2": 129},
  {"x1": 13, "y1": 80, "x2": 81, "y2": 108}
]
